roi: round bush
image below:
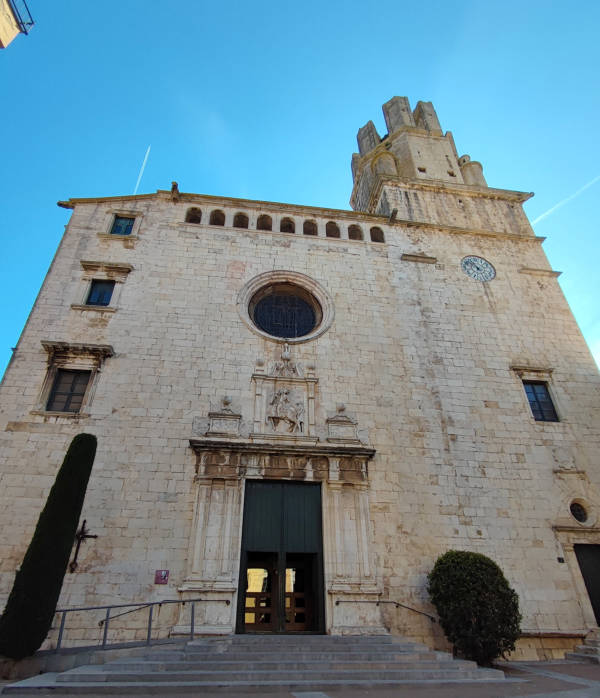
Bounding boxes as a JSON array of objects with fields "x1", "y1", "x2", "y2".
[{"x1": 427, "y1": 550, "x2": 521, "y2": 665}]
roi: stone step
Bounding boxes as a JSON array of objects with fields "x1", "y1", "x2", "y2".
[
  {"x1": 3, "y1": 635, "x2": 506, "y2": 694},
  {"x1": 3, "y1": 675, "x2": 509, "y2": 695},
  {"x1": 54, "y1": 667, "x2": 502, "y2": 683},
  {"x1": 71, "y1": 659, "x2": 475, "y2": 673},
  {"x1": 106, "y1": 657, "x2": 462, "y2": 671},
  {"x1": 144, "y1": 649, "x2": 442, "y2": 661}
]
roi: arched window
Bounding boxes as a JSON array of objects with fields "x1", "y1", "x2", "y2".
[
  {"x1": 185, "y1": 208, "x2": 202, "y2": 224},
  {"x1": 257, "y1": 214, "x2": 272, "y2": 231},
  {"x1": 233, "y1": 212, "x2": 249, "y2": 229},
  {"x1": 326, "y1": 221, "x2": 340, "y2": 238},
  {"x1": 210, "y1": 210, "x2": 225, "y2": 226},
  {"x1": 370, "y1": 226, "x2": 385, "y2": 243},
  {"x1": 348, "y1": 224, "x2": 363, "y2": 241},
  {"x1": 280, "y1": 217, "x2": 295, "y2": 234},
  {"x1": 303, "y1": 220, "x2": 317, "y2": 236}
]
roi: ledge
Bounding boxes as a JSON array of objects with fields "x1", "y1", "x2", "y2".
[
  {"x1": 510, "y1": 365, "x2": 553, "y2": 376},
  {"x1": 41, "y1": 341, "x2": 114, "y2": 359},
  {"x1": 97, "y1": 233, "x2": 138, "y2": 247},
  {"x1": 552, "y1": 525, "x2": 600, "y2": 533},
  {"x1": 71, "y1": 304, "x2": 117, "y2": 313},
  {"x1": 80, "y1": 260, "x2": 134, "y2": 273},
  {"x1": 519, "y1": 267, "x2": 562, "y2": 277},
  {"x1": 401, "y1": 253, "x2": 437, "y2": 264},
  {"x1": 29, "y1": 410, "x2": 90, "y2": 419},
  {"x1": 189, "y1": 437, "x2": 376, "y2": 459}
]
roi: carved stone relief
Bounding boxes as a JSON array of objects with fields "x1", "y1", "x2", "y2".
[{"x1": 251, "y1": 345, "x2": 317, "y2": 443}]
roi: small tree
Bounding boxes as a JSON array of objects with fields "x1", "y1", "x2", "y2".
[
  {"x1": 0, "y1": 433, "x2": 97, "y2": 659},
  {"x1": 427, "y1": 550, "x2": 521, "y2": 665}
]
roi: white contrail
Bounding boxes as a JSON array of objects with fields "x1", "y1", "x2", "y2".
[
  {"x1": 532, "y1": 174, "x2": 600, "y2": 225},
  {"x1": 133, "y1": 145, "x2": 151, "y2": 195}
]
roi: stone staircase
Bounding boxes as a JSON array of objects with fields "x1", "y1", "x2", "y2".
[
  {"x1": 4, "y1": 635, "x2": 506, "y2": 694},
  {"x1": 565, "y1": 628, "x2": 600, "y2": 664}
]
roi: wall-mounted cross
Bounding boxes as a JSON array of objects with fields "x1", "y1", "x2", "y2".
[{"x1": 69, "y1": 519, "x2": 97, "y2": 573}]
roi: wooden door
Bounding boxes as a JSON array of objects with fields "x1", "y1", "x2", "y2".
[{"x1": 237, "y1": 481, "x2": 324, "y2": 633}]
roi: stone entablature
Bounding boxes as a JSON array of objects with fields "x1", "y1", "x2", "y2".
[{"x1": 189, "y1": 439, "x2": 374, "y2": 484}]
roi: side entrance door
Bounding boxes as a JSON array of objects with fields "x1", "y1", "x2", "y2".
[
  {"x1": 236, "y1": 480, "x2": 324, "y2": 633},
  {"x1": 574, "y1": 544, "x2": 600, "y2": 625}
]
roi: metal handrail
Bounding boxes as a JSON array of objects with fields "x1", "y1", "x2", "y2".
[
  {"x1": 335, "y1": 598, "x2": 437, "y2": 623},
  {"x1": 54, "y1": 597, "x2": 230, "y2": 651}
]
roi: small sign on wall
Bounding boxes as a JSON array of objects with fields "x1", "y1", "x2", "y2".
[{"x1": 154, "y1": 569, "x2": 169, "y2": 584}]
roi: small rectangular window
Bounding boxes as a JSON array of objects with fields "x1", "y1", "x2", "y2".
[
  {"x1": 523, "y1": 380, "x2": 558, "y2": 422},
  {"x1": 86, "y1": 280, "x2": 115, "y2": 306},
  {"x1": 110, "y1": 215, "x2": 135, "y2": 236},
  {"x1": 46, "y1": 369, "x2": 92, "y2": 413}
]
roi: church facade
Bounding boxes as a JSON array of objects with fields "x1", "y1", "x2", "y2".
[{"x1": 1, "y1": 96, "x2": 599, "y2": 658}]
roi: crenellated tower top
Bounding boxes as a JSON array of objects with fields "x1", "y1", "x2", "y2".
[{"x1": 350, "y1": 96, "x2": 487, "y2": 213}]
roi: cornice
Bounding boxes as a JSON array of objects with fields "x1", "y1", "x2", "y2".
[
  {"x1": 58, "y1": 191, "x2": 392, "y2": 225},
  {"x1": 394, "y1": 218, "x2": 545, "y2": 243},
  {"x1": 189, "y1": 437, "x2": 376, "y2": 460},
  {"x1": 366, "y1": 174, "x2": 533, "y2": 208}
]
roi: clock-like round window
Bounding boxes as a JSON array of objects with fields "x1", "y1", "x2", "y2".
[
  {"x1": 249, "y1": 284, "x2": 321, "y2": 339},
  {"x1": 461, "y1": 255, "x2": 496, "y2": 281}
]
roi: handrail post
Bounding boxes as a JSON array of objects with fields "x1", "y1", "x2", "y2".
[
  {"x1": 146, "y1": 605, "x2": 153, "y2": 645},
  {"x1": 190, "y1": 602, "x2": 195, "y2": 641},
  {"x1": 56, "y1": 611, "x2": 67, "y2": 650},
  {"x1": 102, "y1": 607, "x2": 110, "y2": 648}
]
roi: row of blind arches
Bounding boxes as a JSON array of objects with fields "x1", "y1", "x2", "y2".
[{"x1": 185, "y1": 207, "x2": 385, "y2": 243}]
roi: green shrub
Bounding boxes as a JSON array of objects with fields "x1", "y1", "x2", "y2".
[
  {"x1": 427, "y1": 550, "x2": 521, "y2": 665},
  {"x1": 0, "y1": 433, "x2": 97, "y2": 659}
]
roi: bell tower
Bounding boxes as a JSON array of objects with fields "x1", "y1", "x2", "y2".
[{"x1": 350, "y1": 96, "x2": 488, "y2": 217}]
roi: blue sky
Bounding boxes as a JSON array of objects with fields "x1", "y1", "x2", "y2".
[{"x1": 1, "y1": 0, "x2": 599, "y2": 377}]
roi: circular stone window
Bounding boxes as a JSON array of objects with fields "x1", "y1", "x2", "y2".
[
  {"x1": 250, "y1": 284, "x2": 321, "y2": 339},
  {"x1": 237, "y1": 271, "x2": 334, "y2": 343},
  {"x1": 570, "y1": 501, "x2": 588, "y2": 523}
]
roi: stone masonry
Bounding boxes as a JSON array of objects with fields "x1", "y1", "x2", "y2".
[{"x1": 0, "y1": 96, "x2": 599, "y2": 658}]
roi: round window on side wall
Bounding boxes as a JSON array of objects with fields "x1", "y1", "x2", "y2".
[{"x1": 570, "y1": 501, "x2": 588, "y2": 524}]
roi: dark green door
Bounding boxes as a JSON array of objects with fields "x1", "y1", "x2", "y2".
[
  {"x1": 236, "y1": 480, "x2": 324, "y2": 633},
  {"x1": 574, "y1": 545, "x2": 600, "y2": 625}
]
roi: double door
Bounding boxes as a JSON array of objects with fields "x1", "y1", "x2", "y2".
[{"x1": 236, "y1": 481, "x2": 324, "y2": 633}]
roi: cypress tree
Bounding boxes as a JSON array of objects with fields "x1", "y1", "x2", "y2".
[{"x1": 0, "y1": 433, "x2": 97, "y2": 659}]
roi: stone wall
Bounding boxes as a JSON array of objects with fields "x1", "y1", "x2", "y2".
[{"x1": 0, "y1": 178, "x2": 599, "y2": 656}]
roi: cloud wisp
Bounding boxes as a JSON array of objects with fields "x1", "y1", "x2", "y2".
[{"x1": 532, "y1": 174, "x2": 600, "y2": 225}]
